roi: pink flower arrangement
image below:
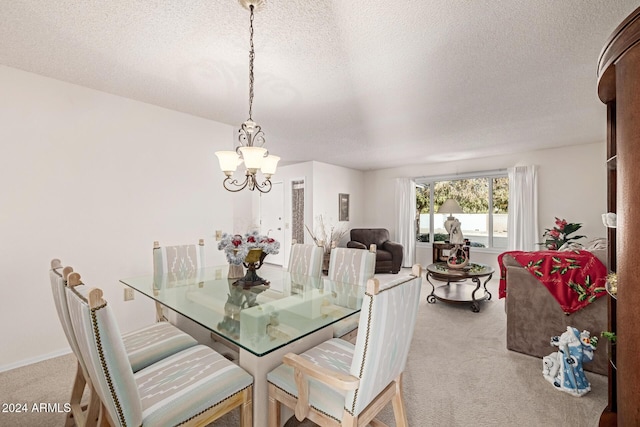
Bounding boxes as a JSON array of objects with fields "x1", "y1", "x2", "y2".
[
  {"x1": 539, "y1": 217, "x2": 585, "y2": 250},
  {"x1": 218, "y1": 231, "x2": 280, "y2": 265}
]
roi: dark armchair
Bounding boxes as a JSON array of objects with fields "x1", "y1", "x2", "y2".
[{"x1": 347, "y1": 228, "x2": 403, "y2": 274}]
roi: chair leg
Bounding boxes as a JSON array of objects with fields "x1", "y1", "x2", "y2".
[
  {"x1": 66, "y1": 361, "x2": 87, "y2": 427},
  {"x1": 240, "y1": 386, "x2": 253, "y2": 427},
  {"x1": 155, "y1": 301, "x2": 167, "y2": 322},
  {"x1": 391, "y1": 376, "x2": 408, "y2": 427},
  {"x1": 342, "y1": 410, "x2": 357, "y2": 427},
  {"x1": 97, "y1": 403, "x2": 111, "y2": 427},
  {"x1": 85, "y1": 384, "x2": 101, "y2": 427},
  {"x1": 268, "y1": 384, "x2": 280, "y2": 427}
]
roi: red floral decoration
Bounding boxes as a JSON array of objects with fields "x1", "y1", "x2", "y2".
[{"x1": 539, "y1": 217, "x2": 586, "y2": 250}]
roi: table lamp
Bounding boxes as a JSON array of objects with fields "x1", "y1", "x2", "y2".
[{"x1": 437, "y1": 198, "x2": 464, "y2": 240}]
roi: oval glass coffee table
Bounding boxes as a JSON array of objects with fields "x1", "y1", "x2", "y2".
[{"x1": 425, "y1": 262, "x2": 494, "y2": 312}]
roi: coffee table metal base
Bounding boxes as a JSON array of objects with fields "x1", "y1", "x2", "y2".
[{"x1": 426, "y1": 272, "x2": 492, "y2": 313}]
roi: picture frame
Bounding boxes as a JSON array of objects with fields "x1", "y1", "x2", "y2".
[{"x1": 339, "y1": 193, "x2": 350, "y2": 221}]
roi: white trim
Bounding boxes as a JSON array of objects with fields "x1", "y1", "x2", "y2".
[
  {"x1": 415, "y1": 169, "x2": 507, "y2": 184},
  {"x1": 0, "y1": 347, "x2": 72, "y2": 373}
]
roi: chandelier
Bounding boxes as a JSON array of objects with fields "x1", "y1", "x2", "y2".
[{"x1": 215, "y1": 0, "x2": 279, "y2": 193}]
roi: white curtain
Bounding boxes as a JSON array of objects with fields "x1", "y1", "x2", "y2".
[
  {"x1": 507, "y1": 165, "x2": 539, "y2": 251},
  {"x1": 395, "y1": 178, "x2": 416, "y2": 267}
]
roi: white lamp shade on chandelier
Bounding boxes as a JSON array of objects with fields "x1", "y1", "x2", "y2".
[
  {"x1": 239, "y1": 147, "x2": 267, "y2": 169},
  {"x1": 261, "y1": 154, "x2": 280, "y2": 175},
  {"x1": 215, "y1": 149, "x2": 280, "y2": 176},
  {"x1": 215, "y1": 151, "x2": 243, "y2": 173}
]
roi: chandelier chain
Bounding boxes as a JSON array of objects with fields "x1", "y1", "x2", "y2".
[
  {"x1": 216, "y1": 1, "x2": 278, "y2": 194},
  {"x1": 248, "y1": 5, "x2": 255, "y2": 120}
]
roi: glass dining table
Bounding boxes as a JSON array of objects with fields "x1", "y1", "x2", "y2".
[{"x1": 120, "y1": 264, "x2": 364, "y2": 427}]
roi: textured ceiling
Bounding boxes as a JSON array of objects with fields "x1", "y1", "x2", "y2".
[{"x1": 1, "y1": 1, "x2": 638, "y2": 170}]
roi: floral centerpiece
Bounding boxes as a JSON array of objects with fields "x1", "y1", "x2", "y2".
[
  {"x1": 218, "y1": 231, "x2": 280, "y2": 265},
  {"x1": 539, "y1": 218, "x2": 586, "y2": 250},
  {"x1": 218, "y1": 231, "x2": 280, "y2": 288}
]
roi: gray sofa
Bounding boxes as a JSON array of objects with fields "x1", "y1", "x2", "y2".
[{"x1": 503, "y1": 250, "x2": 608, "y2": 375}]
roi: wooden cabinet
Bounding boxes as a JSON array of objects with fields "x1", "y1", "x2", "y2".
[
  {"x1": 432, "y1": 242, "x2": 470, "y2": 264},
  {"x1": 597, "y1": 6, "x2": 640, "y2": 425}
]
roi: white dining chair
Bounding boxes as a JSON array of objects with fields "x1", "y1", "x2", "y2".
[
  {"x1": 287, "y1": 242, "x2": 324, "y2": 277},
  {"x1": 49, "y1": 259, "x2": 199, "y2": 426},
  {"x1": 327, "y1": 247, "x2": 376, "y2": 341},
  {"x1": 65, "y1": 271, "x2": 253, "y2": 427},
  {"x1": 267, "y1": 265, "x2": 422, "y2": 426},
  {"x1": 152, "y1": 239, "x2": 205, "y2": 321}
]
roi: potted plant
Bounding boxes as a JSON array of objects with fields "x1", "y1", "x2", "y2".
[{"x1": 539, "y1": 217, "x2": 586, "y2": 250}]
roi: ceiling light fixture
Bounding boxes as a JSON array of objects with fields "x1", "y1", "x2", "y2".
[{"x1": 215, "y1": 0, "x2": 279, "y2": 193}]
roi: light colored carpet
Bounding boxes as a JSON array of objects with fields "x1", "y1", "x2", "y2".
[{"x1": 0, "y1": 278, "x2": 607, "y2": 426}]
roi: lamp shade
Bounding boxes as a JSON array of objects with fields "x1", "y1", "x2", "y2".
[
  {"x1": 261, "y1": 155, "x2": 280, "y2": 175},
  {"x1": 239, "y1": 146, "x2": 267, "y2": 169},
  {"x1": 215, "y1": 151, "x2": 241, "y2": 172},
  {"x1": 438, "y1": 198, "x2": 464, "y2": 214}
]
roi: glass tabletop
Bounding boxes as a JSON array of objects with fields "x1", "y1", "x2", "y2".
[{"x1": 120, "y1": 265, "x2": 363, "y2": 357}]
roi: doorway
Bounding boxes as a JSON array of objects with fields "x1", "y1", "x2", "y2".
[{"x1": 260, "y1": 181, "x2": 285, "y2": 266}]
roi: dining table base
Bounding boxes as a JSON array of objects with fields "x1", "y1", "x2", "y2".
[
  {"x1": 175, "y1": 313, "x2": 332, "y2": 427},
  {"x1": 240, "y1": 326, "x2": 334, "y2": 427}
]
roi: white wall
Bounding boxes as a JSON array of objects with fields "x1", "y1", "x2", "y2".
[
  {"x1": 0, "y1": 66, "x2": 237, "y2": 370},
  {"x1": 311, "y1": 161, "x2": 365, "y2": 246},
  {"x1": 231, "y1": 189, "x2": 255, "y2": 235},
  {"x1": 363, "y1": 142, "x2": 607, "y2": 271},
  {"x1": 255, "y1": 161, "x2": 366, "y2": 267}
]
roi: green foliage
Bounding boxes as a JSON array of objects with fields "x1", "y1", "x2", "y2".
[
  {"x1": 468, "y1": 241, "x2": 486, "y2": 247},
  {"x1": 433, "y1": 179, "x2": 489, "y2": 212},
  {"x1": 416, "y1": 177, "x2": 509, "y2": 214},
  {"x1": 492, "y1": 177, "x2": 509, "y2": 213},
  {"x1": 416, "y1": 233, "x2": 486, "y2": 247},
  {"x1": 416, "y1": 233, "x2": 449, "y2": 243},
  {"x1": 601, "y1": 331, "x2": 617, "y2": 343},
  {"x1": 416, "y1": 185, "x2": 430, "y2": 214},
  {"x1": 539, "y1": 217, "x2": 586, "y2": 250},
  {"x1": 416, "y1": 233, "x2": 429, "y2": 242}
]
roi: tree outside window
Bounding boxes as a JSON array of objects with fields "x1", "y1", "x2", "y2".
[{"x1": 416, "y1": 184, "x2": 430, "y2": 242}]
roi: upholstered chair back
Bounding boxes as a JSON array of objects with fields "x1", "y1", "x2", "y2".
[
  {"x1": 153, "y1": 239, "x2": 205, "y2": 286},
  {"x1": 49, "y1": 261, "x2": 90, "y2": 380},
  {"x1": 345, "y1": 268, "x2": 422, "y2": 416},
  {"x1": 66, "y1": 275, "x2": 143, "y2": 426},
  {"x1": 287, "y1": 243, "x2": 324, "y2": 277},
  {"x1": 349, "y1": 228, "x2": 391, "y2": 249},
  {"x1": 327, "y1": 247, "x2": 375, "y2": 287}
]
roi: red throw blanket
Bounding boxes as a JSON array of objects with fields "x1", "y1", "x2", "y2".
[{"x1": 498, "y1": 250, "x2": 607, "y2": 314}]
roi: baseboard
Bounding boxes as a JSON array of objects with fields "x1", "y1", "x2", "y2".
[{"x1": 0, "y1": 347, "x2": 72, "y2": 373}]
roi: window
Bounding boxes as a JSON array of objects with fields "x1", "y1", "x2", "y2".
[{"x1": 416, "y1": 172, "x2": 509, "y2": 249}]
